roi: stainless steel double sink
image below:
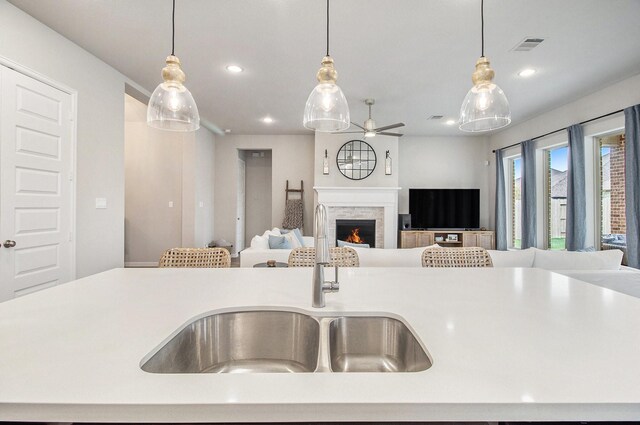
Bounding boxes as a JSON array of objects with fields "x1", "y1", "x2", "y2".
[{"x1": 141, "y1": 310, "x2": 431, "y2": 374}]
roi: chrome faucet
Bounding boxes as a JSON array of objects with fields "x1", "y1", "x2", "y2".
[{"x1": 312, "y1": 203, "x2": 339, "y2": 308}]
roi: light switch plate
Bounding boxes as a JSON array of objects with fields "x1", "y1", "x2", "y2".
[
  {"x1": 168, "y1": 201, "x2": 174, "y2": 208},
  {"x1": 95, "y1": 198, "x2": 107, "y2": 209}
]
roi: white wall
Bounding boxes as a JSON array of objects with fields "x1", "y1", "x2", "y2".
[
  {"x1": 0, "y1": 0, "x2": 137, "y2": 277},
  {"x1": 191, "y1": 126, "x2": 216, "y2": 248},
  {"x1": 125, "y1": 95, "x2": 184, "y2": 264},
  {"x1": 215, "y1": 135, "x2": 314, "y2": 253},
  {"x1": 244, "y1": 150, "x2": 273, "y2": 247},
  {"x1": 488, "y1": 72, "x2": 640, "y2": 245},
  {"x1": 125, "y1": 95, "x2": 217, "y2": 263},
  {"x1": 398, "y1": 136, "x2": 492, "y2": 229},
  {"x1": 314, "y1": 132, "x2": 399, "y2": 188}
]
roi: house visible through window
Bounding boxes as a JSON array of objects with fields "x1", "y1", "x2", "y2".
[
  {"x1": 599, "y1": 133, "x2": 627, "y2": 264},
  {"x1": 546, "y1": 146, "x2": 568, "y2": 250},
  {"x1": 511, "y1": 157, "x2": 522, "y2": 249}
]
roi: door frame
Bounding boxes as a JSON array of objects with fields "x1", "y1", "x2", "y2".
[{"x1": 0, "y1": 55, "x2": 78, "y2": 281}]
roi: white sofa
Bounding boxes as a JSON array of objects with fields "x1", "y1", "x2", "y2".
[{"x1": 241, "y1": 241, "x2": 640, "y2": 299}]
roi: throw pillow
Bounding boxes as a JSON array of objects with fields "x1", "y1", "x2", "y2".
[
  {"x1": 250, "y1": 234, "x2": 269, "y2": 250},
  {"x1": 281, "y1": 228, "x2": 305, "y2": 247},
  {"x1": 268, "y1": 235, "x2": 291, "y2": 249},
  {"x1": 283, "y1": 231, "x2": 302, "y2": 248},
  {"x1": 487, "y1": 248, "x2": 536, "y2": 268},
  {"x1": 532, "y1": 248, "x2": 623, "y2": 271},
  {"x1": 338, "y1": 239, "x2": 370, "y2": 248}
]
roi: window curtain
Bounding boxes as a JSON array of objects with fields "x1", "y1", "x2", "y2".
[
  {"x1": 565, "y1": 124, "x2": 586, "y2": 251},
  {"x1": 520, "y1": 139, "x2": 537, "y2": 248},
  {"x1": 495, "y1": 149, "x2": 507, "y2": 250},
  {"x1": 624, "y1": 104, "x2": 640, "y2": 269}
]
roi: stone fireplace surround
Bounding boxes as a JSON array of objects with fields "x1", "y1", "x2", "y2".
[{"x1": 314, "y1": 187, "x2": 400, "y2": 249}]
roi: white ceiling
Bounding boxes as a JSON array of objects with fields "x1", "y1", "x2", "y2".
[{"x1": 8, "y1": 0, "x2": 640, "y2": 136}]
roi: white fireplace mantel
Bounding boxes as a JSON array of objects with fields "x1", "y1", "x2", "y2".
[{"x1": 314, "y1": 187, "x2": 400, "y2": 248}]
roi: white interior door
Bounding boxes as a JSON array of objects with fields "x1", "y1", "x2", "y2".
[
  {"x1": 0, "y1": 65, "x2": 74, "y2": 302},
  {"x1": 236, "y1": 158, "x2": 246, "y2": 254}
]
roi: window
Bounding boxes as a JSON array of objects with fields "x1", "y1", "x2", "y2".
[
  {"x1": 546, "y1": 146, "x2": 568, "y2": 250},
  {"x1": 599, "y1": 133, "x2": 626, "y2": 262},
  {"x1": 511, "y1": 157, "x2": 522, "y2": 249}
]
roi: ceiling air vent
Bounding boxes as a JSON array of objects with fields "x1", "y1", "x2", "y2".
[
  {"x1": 426, "y1": 115, "x2": 443, "y2": 120},
  {"x1": 511, "y1": 37, "x2": 545, "y2": 52}
]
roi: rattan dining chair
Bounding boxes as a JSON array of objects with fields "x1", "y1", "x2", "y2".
[
  {"x1": 288, "y1": 247, "x2": 359, "y2": 267},
  {"x1": 158, "y1": 247, "x2": 231, "y2": 268},
  {"x1": 421, "y1": 247, "x2": 493, "y2": 268}
]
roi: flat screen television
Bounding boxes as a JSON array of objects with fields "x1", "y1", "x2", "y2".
[{"x1": 409, "y1": 188, "x2": 480, "y2": 229}]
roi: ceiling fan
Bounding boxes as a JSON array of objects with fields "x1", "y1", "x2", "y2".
[{"x1": 336, "y1": 99, "x2": 405, "y2": 138}]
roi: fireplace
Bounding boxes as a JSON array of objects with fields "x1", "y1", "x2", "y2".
[{"x1": 336, "y1": 219, "x2": 376, "y2": 248}]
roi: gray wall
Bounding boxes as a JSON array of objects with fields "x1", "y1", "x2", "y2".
[
  {"x1": 314, "y1": 132, "x2": 399, "y2": 188},
  {"x1": 125, "y1": 95, "x2": 216, "y2": 264},
  {"x1": 398, "y1": 136, "x2": 492, "y2": 229},
  {"x1": 215, "y1": 135, "x2": 314, "y2": 254},
  {"x1": 0, "y1": 0, "x2": 134, "y2": 277},
  {"x1": 487, "y1": 72, "x2": 640, "y2": 246},
  {"x1": 124, "y1": 96, "x2": 184, "y2": 264}
]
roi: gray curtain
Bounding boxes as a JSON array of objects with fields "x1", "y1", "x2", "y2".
[
  {"x1": 566, "y1": 124, "x2": 586, "y2": 251},
  {"x1": 520, "y1": 139, "x2": 537, "y2": 248},
  {"x1": 495, "y1": 149, "x2": 507, "y2": 250},
  {"x1": 625, "y1": 104, "x2": 640, "y2": 268}
]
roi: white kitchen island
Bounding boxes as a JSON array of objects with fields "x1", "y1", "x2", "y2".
[{"x1": 1, "y1": 267, "x2": 640, "y2": 423}]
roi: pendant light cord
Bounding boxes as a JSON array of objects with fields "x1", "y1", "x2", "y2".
[
  {"x1": 171, "y1": 0, "x2": 176, "y2": 56},
  {"x1": 480, "y1": 0, "x2": 485, "y2": 57},
  {"x1": 326, "y1": 0, "x2": 330, "y2": 56}
]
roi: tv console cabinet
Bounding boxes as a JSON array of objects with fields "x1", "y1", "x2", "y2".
[{"x1": 399, "y1": 230, "x2": 495, "y2": 250}]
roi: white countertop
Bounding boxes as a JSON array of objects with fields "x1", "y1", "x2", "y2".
[{"x1": 1, "y1": 267, "x2": 640, "y2": 422}]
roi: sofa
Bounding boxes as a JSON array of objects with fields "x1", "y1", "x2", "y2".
[
  {"x1": 241, "y1": 238, "x2": 640, "y2": 298},
  {"x1": 240, "y1": 228, "x2": 314, "y2": 267}
]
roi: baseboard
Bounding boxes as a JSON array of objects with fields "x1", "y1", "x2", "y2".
[{"x1": 125, "y1": 261, "x2": 159, "y2": 268}]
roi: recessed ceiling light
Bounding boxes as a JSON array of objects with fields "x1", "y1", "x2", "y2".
[
  {"x1": 518, "y1": 68, "x2": 536, "y2": 78},
  {"x1": 445, "y1": 119, "x2": 457, "y2": 126},
  {"x1": 226, "y1": 65, "x2": 244, "y2": 73},
  {"x1": 262, "y1": 117, "x2": 274, "y2": 124},
  {"x1": 224, "y1": 129, "x2": 232, "y2": 133}
]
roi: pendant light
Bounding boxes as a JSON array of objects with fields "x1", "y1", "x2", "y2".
[
  {"x1": 147, "y1": 0, "x2": 200, "y2": 132},
  {"x1": 303, "y1": 0, "x2": 350, "y2": 132},
  {"x1": 459, "y1": 0, "x2": 510, "y2": 132}
]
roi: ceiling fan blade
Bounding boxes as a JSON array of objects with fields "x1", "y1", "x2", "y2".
[
  {"x1": 350, "y1": 121, "x2": 366, "y2": 130},
  {"x1": 378, "y1": 132, "x2": 404, "y2": 137},
  {"x1": 374, "y1": 122, "x2": 405, "y2": 132}
]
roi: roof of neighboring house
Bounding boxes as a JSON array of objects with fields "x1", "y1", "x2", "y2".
[
  {"x1": 514, "y1": 154, "x2": 611, "y2": 199},
  {"x1": 550, "y1": 168, "x2": 567, "y2": 199}
]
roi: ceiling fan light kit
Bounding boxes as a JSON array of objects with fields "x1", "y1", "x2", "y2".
[
  {"x1": 303, "y1": 0, "x2": 350, "y2": 132},
  {"x1": 459, "y1": 0, "x2": 511, "y2": 132},
  {"x1": 147, "y1": 0, "x2": 200, "y2": 132},
  {"x1": 336, "y1": 99, "x2": 405, "y2": 138}
]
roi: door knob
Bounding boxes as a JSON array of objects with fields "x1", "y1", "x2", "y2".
[{"x1": 3, "y1": 240, "x2": 16, "y2": 248}]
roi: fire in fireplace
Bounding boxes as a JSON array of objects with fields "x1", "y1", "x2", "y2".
[{"x1": 336, "y1": 219, "x2": 376, "y2": 247}]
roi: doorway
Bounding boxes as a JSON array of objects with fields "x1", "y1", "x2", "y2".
[{"x1": 237, "y1": 150, "x2": 273, "y2": 251}]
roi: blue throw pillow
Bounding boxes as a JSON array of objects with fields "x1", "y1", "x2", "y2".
[
  {"x1": 291, "y1": 228, "x2": 305, "y2": 246},
  {"x1": 268, "y1": 235, "x2": 291, "y2": 249},
  {"x1": 337, "y1": 239, "x2": 370, "y2": 248},
  {"x1": 282, "y1": 228, "x2": 305, "y2": 247}
]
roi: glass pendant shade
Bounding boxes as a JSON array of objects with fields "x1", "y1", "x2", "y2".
[
  {"x1": 303, "y1": 82, "x2": 350, "y2": 132},
  {"x1": 459, "y1": 81, "x2": 511, "y2": 132},
  {"x1": 147, "y1": 82, "x2": 200, "y2": 131},
  {"x1": 147, "y1": 55, "x2": 200, "y2": 132}
]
